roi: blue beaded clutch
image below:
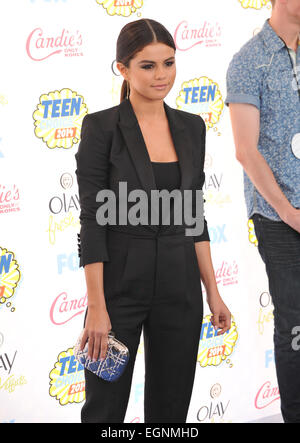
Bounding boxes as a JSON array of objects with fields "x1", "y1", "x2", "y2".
[{"x1": 74, "y1": 330, "x2": 130, "y2": 382}]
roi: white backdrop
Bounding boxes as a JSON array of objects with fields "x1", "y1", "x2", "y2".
[{"x1": 0, "y1": 0, "x2": 281, "y2": 423}]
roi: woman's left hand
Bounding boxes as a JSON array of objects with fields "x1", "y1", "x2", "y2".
[{"x1": 207, "y1": 292, "x2": 231, "y2": 336}]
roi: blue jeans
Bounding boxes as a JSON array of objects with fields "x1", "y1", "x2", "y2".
[{"x1": 252, "y1": 213, "x2": 300, "y2": 423}]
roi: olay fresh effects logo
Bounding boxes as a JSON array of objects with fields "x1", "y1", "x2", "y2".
[
  {"x1": 46, "y1": 173, "x2": 80, "y2": 245},
  {"x1": 0, "y1": 184, "x2": 20, "y2": 214},
  {"x1": 197, "y1": 384, "x2": 231, "y2": 423},
  {"x1": 174, "y1": 20, "x2": 222, "y2": 51},
  {"x1": 204, "y1": 156, "x2": 231, "y2": 208},
  {"x1": 49, "y1": 347, "x2": 85, "y2": 405},
  {"x1": 204, "y1": 173, "x2": 223, "y2": 192},
  {"x1": 239, "y1": 0, "x2": 271, "y2": 9},
  {"x1": 96, "y1": 0, "x2": 143, "y2": 16},
  {"x1": 257, "y1": 292, "x2": 274, "y2": 336},
  {"x1": 26, "y1": 28, "x2": 83, "y2": 61},
  {"x1": 33, "y1": 89, "x2": 88, "y2": 149},
  {"x1": 0, "y1": 336, "x2": 27, "y2": 395},
  {"x1": 255, "y1": 381, "x2": 280, "y2": 410},
  {"x1": 0, "y1": 352, "x2": 27, "y2": 394},
  {"x1": 0, "y1": 249, "x2": 21, "y2": 313},
  {"x1": 176, "y1": 77, "x2": 224, "y2": 130}
]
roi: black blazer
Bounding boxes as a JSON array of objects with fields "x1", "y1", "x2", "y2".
[{"x1": 75, "y1": 98, "x2": 210, "y2": 268}]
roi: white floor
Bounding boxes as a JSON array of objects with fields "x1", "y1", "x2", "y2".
[{"x1": 248, "y1": 414, "x2": 284, "y2": 423}]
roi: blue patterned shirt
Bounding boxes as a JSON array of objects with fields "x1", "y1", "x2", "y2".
[{"x1": 225, "y1": 19, "x2": 300, "y2": 221}]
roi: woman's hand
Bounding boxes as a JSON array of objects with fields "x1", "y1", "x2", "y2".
[
  {"x1": 80, "y1": 305, "x2": 112, "y2": 361},
  {"x1": 206, "y1": 291, "x2": 231, "y2": 336}
]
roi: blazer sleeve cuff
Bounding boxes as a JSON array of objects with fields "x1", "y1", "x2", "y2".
[
  {"x1": 77, "y1": 227, "x2": 109, "y2": 268},
  {"x1": 193, "y1": 218, "x2": 210, "y2": 243}
]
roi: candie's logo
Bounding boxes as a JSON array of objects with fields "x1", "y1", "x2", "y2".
[
  {"x1": 49, "y1": 347, "x2": 85, "y2": 405},
  {"x1": 26, "y1": 28, "x2": 83, "y2": 61},
  {"x1": 96, "y1": 0, "x2": 143, "y2": 17},
  {"x1": 50, "y1": 291, "x2": 87, "y2": 325},
  {"x1": 255, "y1": 381, "x2": 280, "y2": 409},
  {"x1": 215, "y1": 260, "x2": 239, "y2": 287},
  {"x1": 33, "y1": 89, "x2": 88, "y2": 149},
  {"x1": 198, "y1": 315, "x2": 238, "y2": 368},
  {"x1": 0, "y1": 248, "x2": 21, "y2": 312},
  {"x1": 0, "y1": 184, "x2": 20, "y2": 215},
  {"x1": 239, "y1": 0, "x2": 270, "y2": 9},
  {"x1": 176, "y1": 77, "x2": 223, "y2": 130},
  {"x1": 174, "y1": 20, "x2": 222, "y2": 51}
]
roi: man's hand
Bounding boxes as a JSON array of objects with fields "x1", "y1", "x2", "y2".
[{"x1": 280, "y1": 207, "x2": 300, "y2": 234}]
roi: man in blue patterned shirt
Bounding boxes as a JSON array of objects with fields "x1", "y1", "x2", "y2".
[{"x1": 225, "y1": 0, "x2": 300, "y2": 423}]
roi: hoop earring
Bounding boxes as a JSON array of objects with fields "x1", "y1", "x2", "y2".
[{"x1": 126, "y1": 81, "x2": 130, "y2": 100}]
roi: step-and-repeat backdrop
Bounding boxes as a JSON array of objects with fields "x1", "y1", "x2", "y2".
[{"x1": 1, "y1": 0, "x2": 281, "y2": 423}]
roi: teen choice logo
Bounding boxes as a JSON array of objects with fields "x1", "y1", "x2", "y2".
[
  {"x1": 96, "y1": 0, "x2": 143, "y2": 17},
  {"x1": 198, "y1": 315, "x2": 238, "y2": 368},
  {"x1": 239, "y1": 0, "x2": 270, "y2": 9},
  {"x1": 0, "y1": 247, "x2": 21, "y2": 312},
  {"x1": 49, "y1": 347, "x2": 85, "y2": 405},
  {"x1": 248, "y1": 219, "x2": 258, "y2": 246},
  {"x1": 33, "y1": 88, "x2": 88, "y2": 149},
  {"x1": 176, "y1": 77, "x2": 224, "y2": 130}
]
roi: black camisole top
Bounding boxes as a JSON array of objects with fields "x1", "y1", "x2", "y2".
[
  {"x1": 150, "y1": 160, "x2": 181, "y2": 227},
  {"x1": 150, "y1": 160, "x2": 209, "y2": 242}
]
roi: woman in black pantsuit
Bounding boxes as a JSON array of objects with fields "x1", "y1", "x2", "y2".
[{"x1": 75, "y1": 19, "x2": 231, "y2": 423}]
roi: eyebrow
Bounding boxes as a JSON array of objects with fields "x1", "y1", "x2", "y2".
[{"x1": 138, "y1": 56, "x2": 175, "y2": 64}]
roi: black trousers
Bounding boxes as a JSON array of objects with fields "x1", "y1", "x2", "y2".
[
  {"x1": 252, "y1": 213, "x2": 300, "y2": 423},
  {"x1": 81, "y1": 227, "x2": 204, "y2": 423}
]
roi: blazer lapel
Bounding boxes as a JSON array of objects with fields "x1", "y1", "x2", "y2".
[
  {"x1": 162, "y1": 102, "x2": 194, "y2": 231},
  {"x1": 117, "y1": 98, "x2": 194, "y2": 232},
  {"x1": 163, "y1": 101, "x2": 194, "y2": 193},
  {"x1": 118, "y1": 98, "x2": 156, "y2": 199}
]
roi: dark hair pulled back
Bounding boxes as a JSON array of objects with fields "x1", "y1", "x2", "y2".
[{"x1": 116, "y1": 18, "x2": 176, "y2": 103}]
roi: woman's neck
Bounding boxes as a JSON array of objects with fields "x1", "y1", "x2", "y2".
[{"x1": 129, "y1": 93, "x2": 166, "y2": 123}]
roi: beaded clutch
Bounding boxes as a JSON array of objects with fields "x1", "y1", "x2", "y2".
[{"x1": 74, "y1": 330, "x2": 130, "y2": 382}]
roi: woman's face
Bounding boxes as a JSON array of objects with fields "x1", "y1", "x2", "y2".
[{"x1": 117, "y1": 42, "x2": 176, "y2": 101}]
